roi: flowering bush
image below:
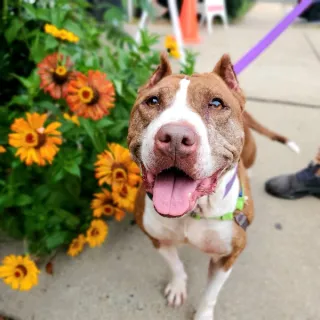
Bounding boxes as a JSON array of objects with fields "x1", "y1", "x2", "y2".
[{"x1": 0, "y1": 0, "x2": 196, "y2": 290}]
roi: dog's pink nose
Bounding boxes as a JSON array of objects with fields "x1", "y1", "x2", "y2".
[{"x1": 155, "y1": 123, "x2": 198, "y2": 157}]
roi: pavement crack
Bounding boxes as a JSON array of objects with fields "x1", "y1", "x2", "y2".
[
  {"x1": 303, "y1": 32, "x2": 320, "y2": 64},
  {"x1": 247, "y1": 96, "x2": 320, "y2": 109}
]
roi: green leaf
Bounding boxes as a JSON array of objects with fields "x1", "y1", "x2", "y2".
[
  {"x1": 50, "y1": 164, "x2": 65, "y2": 182},
  {"x1": 15, "y1": 194, "x2": 33, "y2": 206},
  {"x1": 81, "y1": 119, "x2": 106, "y2": 153},
  {"x1": 63, "y1": 20, "x2": 84, "y2": 39},
  {"x1": 46, "y1": 190, "x2": 66, "y2": 207},
  {"x1": 85, "y1": 54, "x2": 100, "y2": 69},
  {"x1": 113, "y1": 79, "x2": 123, "y2": 95},
  {"x1": 37, "y1": 100, "x2": 60, "y2": 115},
  {"x1": 45, "y1": 232, "x2": 68, "y2": 250},
  {"x1": 36, "y1": 8, "x2": 50, "y2": 21},
  {"x1": 34, "y1": 185, "x2": 51, "y2": 201},
  {"x1": 12, "y1": 75, "x2": 33, "y2": 89},
  {"x1": 65, "y1": 215, "x2": 80, "y2": 229},
  {"x1": 103, "y1": 6, "x2": 126, "y2": 24},
  {"x1": 45, "y1": 36, "x2": 59, "y2": 50},
  {"x1": 7, "y1": 95, "x2": 30, "y2": 107},
  {"x1": 55, "y1": 209, "x2": 80, "y2": 229},
  {"x1": 30, "y1": 33, "x2": 46, "y2": 63},
  {"x1": 108, "y1": 119, "x2": 128, "y2": 138},
  {"x1": 50, "y1": 10, "x2": 60, "y2": 26},
  {"x1": 65, "y1": 177, "x2": 81, "y2": 199},
  {"x1": 0, "y1": 215, "x2": 23, "y2": 238},
  {"x1": 5, "y1": 19, "x2": 24, "y2": 43},
  {"x1": 24, "y1": 3, "x2": 37, "y2": 20},
  {"x1": 96, "y1": 117, "x2": 113, "y2": 129},
  {"x1": 64, "y1": 162, "x2": 81, "y2": 178},
  {"x1": 0, "y1": 194, "x2": 10, "y2": 209}
]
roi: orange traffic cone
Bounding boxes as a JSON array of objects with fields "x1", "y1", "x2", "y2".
[{"x1": 179, "y1": 0, "x2": 200, "y2": 43}]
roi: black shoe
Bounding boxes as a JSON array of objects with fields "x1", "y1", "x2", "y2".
[{"x1": 265, "y1": 162, "x2": 320, "y2": 199}]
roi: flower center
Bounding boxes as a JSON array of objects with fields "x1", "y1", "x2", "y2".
[
  {"x1": 53, "y1": 65, "x2": 69, "y2": 84},
  {"x1": 24, "y1": 132, "x2": 38, "y2": 147},
  {"x1": 119, "y1": 185, "x2": 128, "y2": 198},
  {"x1": 103, "y1": 204, "x2": 114, "y2": 216},
  {"x1": 14, "y1": 265, "x2": 28, "y2": 278},
  {"x1": 24, "y1": 129, "x2": 47, "y2": 149},
  {"x1": 72, "y1": 241, "x2": 79, "y2": 249},
  {"x1": 55, "y1": 66, "x2": 67, "y2": 76},
  {"x1": 112, "y1": 168, "x2": 128, "y2": 184},
  {"x1": 91, "y1": 228, "x2": 100, "y2": 237},
  {"x1": 78, "y1": 86, "x2": 99, "y2": 105}
]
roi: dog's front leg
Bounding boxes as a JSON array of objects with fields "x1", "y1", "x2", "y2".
[
  {"x1": 194, "y1": 259, "x2": 232, "y2": 320},
  {"x1": 158, "y1": 245, "x2": 187, "y2": 307}
]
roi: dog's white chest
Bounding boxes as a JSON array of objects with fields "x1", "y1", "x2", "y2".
[
  {"x1": 143, "y1": 197, "x2": 234, "y2": 256},
  {"x1": 143, "y1": 170, "x2": 239, "y2": 257}
]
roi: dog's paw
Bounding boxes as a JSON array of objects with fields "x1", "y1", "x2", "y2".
[{"x1": 164, "y1": 276, "x2": 187, "y2": 307}]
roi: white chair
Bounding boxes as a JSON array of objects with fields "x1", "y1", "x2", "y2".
[{"x1": 199, "y1": 0, "x2": 228, "y2": 33}]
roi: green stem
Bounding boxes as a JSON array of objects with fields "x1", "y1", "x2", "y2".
[
  {"x1": 23, "y1": 238, "x2": 29, "y2": 255},
  {"x1": 2, "y1": 0, "x2": 8, "y2": 25}
]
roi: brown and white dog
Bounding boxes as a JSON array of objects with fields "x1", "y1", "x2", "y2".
[{"x1": 127, "y1": 53, "x2": 298, "y2": 319}]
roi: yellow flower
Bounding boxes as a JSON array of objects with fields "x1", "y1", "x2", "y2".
[
  {"x1": 0, "y1": 255, "x2": 40, "y2": 291},
  {"x1": 63, "y1": 113, "x2": 80, "y2": 126},
  {"x1": 66, "y1": 33, "x2": 79, "y2": 43},
  {"x1": 0, "y1": 146, "x2": 6, "y2": 153},
  {"x1": 112, "y1": 183, "x2": 137, "y2": 213},
  {"x1": 114, "y1": 209, "x2": 126, "y2": 222},
  {"x1": 44, "y1": 23, "x2": 59, "y2": 37},
  {"x1": 8, "y1": 112, "x2": 62, "y2": 166},
  {"x1": 57, "y1": 29, "x2": 69, "y2": 41},
  {"x1": 95, "y1": 143, "x2": 141, "y2": 187},
  {"x1": 165, "y1": 35, "x2": 181, "y2": 59},
  {"x1": 67, "y1": 234, "x2": 86, "y2": 257},
  {"x1": 91, "y1": 188, "x2": 126, "y2": 221},
  {"x1": 86, "y1": 219, "x2": 108, "y2": 248},
  {"x1": 44, "y1": 23, "x2": 79, "y2": 43}
]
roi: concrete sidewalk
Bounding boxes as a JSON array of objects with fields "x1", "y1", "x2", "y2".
[{"x1": 1, "y1": 3, "x2": 320, "y2": 320}]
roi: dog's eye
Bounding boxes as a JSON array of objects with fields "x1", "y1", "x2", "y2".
[
  {"x1": 209, "y1": 98, "x2": 224, "y2": 110},
  {"x1": 146, "y1": 96, "x2": 159, "y2": 107}
]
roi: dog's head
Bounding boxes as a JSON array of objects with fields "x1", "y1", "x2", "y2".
[{"x1": 128, "y1": 53, "x2": 246, "y2": 218}]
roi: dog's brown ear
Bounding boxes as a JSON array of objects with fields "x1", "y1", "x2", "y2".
[
  {"x1": 213, "y1": 54, "x2": 245, "y2": 108},
  {"x1": 213, "y1": 54, "x2": 240, "y2": 92},
  {"x1": 139, "y1": 52, "x2": 172, "y2": 92}
]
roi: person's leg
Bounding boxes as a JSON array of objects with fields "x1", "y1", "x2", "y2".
[
  {"x1": 315, "y1": 147, "x2": 320, "y2": 164},
  {"x1": 265, "y1": 147, "x2": 320, "y2": 199}
]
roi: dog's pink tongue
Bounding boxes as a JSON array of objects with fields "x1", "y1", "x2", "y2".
[{"x1": 153, "y1": 170, "x2": 197, "y2": 217}]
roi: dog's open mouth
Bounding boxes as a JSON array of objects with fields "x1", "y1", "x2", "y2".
[
  {"x1": 147, "y1": 167, "x2": 221, "y2": 218},
  {"x1": 153, "y1": 167, "x2": 197, "y2": 217}
]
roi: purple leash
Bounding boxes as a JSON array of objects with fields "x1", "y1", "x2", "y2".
[
  {"x1": 223, "y1": 166, "x2": 238, "y2": 198},
  {"x1": 234, "y1": 0, "x2": 312, "y2": 75}
]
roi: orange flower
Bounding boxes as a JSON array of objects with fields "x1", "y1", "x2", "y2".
[
  {"x1": 38, "y1": 53, "x2": 77, "y2": 100},
  {"x1": 95, "y1": 143, "x2": 141, "y2": 187},
  {"x1": 112, "y1": 183, "x2": 137, "y2": 213},
  {"x1": 66, "y1": 70, "x2": 115, "y2": 120},
  {"x1": 67, "y1": 234, "x2": 86, "y2": 257},
  {"x1": 86, "y1": 219, "x2": 108, "y2": 248},
  {"x1": 91, "y1": 188, "x2": 126, "y2": 221},
  {"x1": 8, "y1": 113, "x2": 62, "y2": 166}
]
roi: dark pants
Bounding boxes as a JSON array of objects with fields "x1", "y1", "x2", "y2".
[{"x1": 156, "y1": 0, "x2": 204, "y2": 18}]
